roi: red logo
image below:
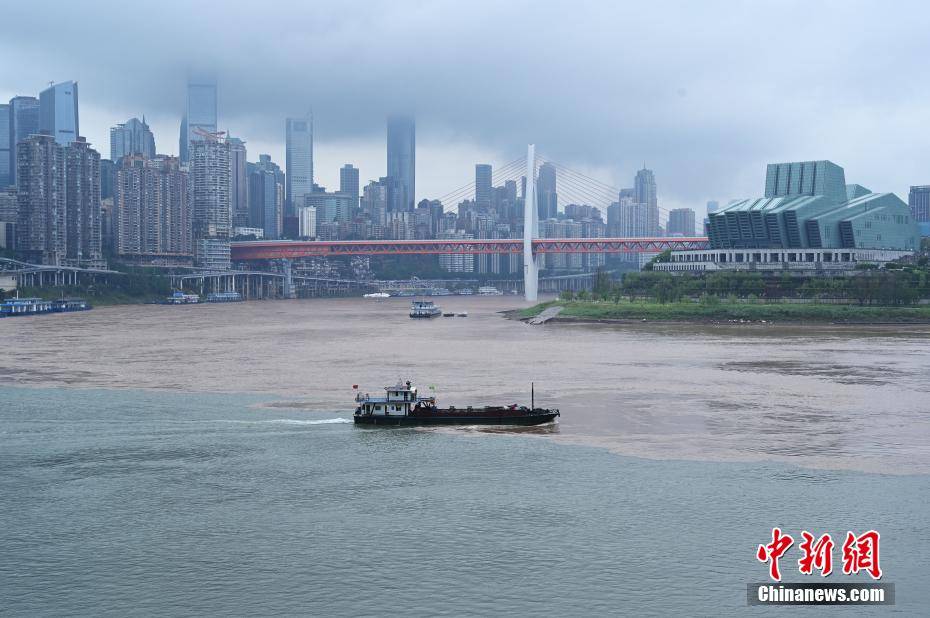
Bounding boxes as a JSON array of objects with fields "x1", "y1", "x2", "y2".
[
  {"x1": 842, "y1": 530, "x2": 882, "y2": 580},
  {"x1": 757, "y1": 528, "x2": 882, "y2": 581},
  {"x1": 798, "y1": 531, "x2": 834, "y2": 576},
  {"x1": 757, "y1": 527, "x2": 794, "y2": 581}
]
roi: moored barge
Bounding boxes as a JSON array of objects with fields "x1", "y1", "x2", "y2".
[
  {"x1": 409, "y1": 300, "x2": 442, "y2": 318},
  {"x1": 354, "y1": 381, "x2": 559, "y2": 426}
]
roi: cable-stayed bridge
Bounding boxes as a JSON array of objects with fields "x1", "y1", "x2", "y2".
[{"x1": 231, "y1": 145, "x2": 709, "y2": 300}]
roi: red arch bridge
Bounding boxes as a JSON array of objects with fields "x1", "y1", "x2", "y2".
[{"x1": 230, "y1": 237, "x2": 709, "y2": 260}]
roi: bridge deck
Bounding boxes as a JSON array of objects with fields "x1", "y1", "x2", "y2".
[{"x1": 231, "y1": 238, "x2": 709, "y2": 260}]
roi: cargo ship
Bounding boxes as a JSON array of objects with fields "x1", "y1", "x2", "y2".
[{"x1": 353, "y1": 381, "x2": 559, "y2": 426}]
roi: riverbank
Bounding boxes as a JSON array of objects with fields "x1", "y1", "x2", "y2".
[
  {"x1": 516, "y1": 299, "x2": 930, "y2": 324},
  {"x1": 11, "y1": 286, "x2": 155, "y2": 307}
]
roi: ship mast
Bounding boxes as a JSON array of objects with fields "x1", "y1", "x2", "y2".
[{"x1": 531, "y1": 382, "x2": 534, "y2": 410}]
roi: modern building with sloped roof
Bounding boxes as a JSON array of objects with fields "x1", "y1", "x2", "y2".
[{"x1": 658, "y1": 160, "x2": 919, "y2": 273}]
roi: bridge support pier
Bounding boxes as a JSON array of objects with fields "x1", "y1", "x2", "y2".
[
  {"x1": 523, "y1": 144, "x2": 539, "y2": 302},
  {"x1": 281, "y1": 259, "x2": 296, "y2": 299}
]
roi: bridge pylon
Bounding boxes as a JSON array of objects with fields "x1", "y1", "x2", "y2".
[{"x1": 523, "y1": 144, "x2": 539, "y2": 302}]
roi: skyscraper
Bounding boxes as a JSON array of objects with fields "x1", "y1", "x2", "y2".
[
  {"x1": 616, "y1": 201, "x2": 659, "y2": 238},
  {"x1": 249, "y1": 154, "x2": 284, "y2": 239},
  {"x1": 63, "y1": 137, "x2": 102, "y2": 266},
  {"x1": 110, "y1": 117, "x2": 156, "y2": 162},
  {"x1": 38, "y1": 81, "x2": 79, "y2": 146},
  {"x1": 908, "y1": 186, "x2": 930, "y2": 223},
  {"x1": 16, "y1": 133, "x2": 102, "y2": 267},
  {"x1": 227, "y1": 136, "x2": 249, "y2": 227},
  {"x1": 8, "y1": 96, "x2": 39, "y2": 186},
  {"x1": 475, "y1": 164, "x2": 492, "y2": 210},
  {"x1": 537, "y1": 162, "x2": 557, "y2": 220},
  {"x1": 634, "y1": 167, "x2": 657, "y2": 208},
  {"x1": 285, "y1": 115, "x2": 313, "y2": 216},
  {"x1": 0, "y1": 186, "x2": 16, "y2": 249},
  {"x1": 0, "y1": 104, "x2": 10, "y2": 187},
  {"x1": 340, "y1": 164, "x2": 359, "y2": 199},
  {"x1": 190, "y1": 137, "x2": 230, "y2": 269},
  {"x1": 179, "y1": 78, "x2": 217, "y2": 164},
  {"x1": 115, "y1": 155, "x2": 191, "y2": 260},
  {"x1": 666, "y1": 208, "x2": 696, "y2": 236},
  {"x1": 16, "y1": 134, "x2": 65, "y2": 264},
  {"x1": 386, "y1": 115, "x2": 415, "y2": 211},
  {"x1": 340, "y1": 164, "x2": 359, "y2": 210},
  {"x1": 706, "y1": 200, "x2": 720, "y2": 213}
]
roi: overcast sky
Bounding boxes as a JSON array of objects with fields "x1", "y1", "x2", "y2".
[{"x1": 2, "y1": 0, "x2": 928, "y2": 215}]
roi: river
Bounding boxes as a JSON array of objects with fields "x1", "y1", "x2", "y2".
[{"x1": 1, "y1": 297, "x2": 928, "y2": 615}]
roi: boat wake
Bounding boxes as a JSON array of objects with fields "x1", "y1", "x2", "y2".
[
  {"x1": 210, "y1": 418, "x2": 352, "y2": 426},
  {"x1": 264, "y1": 418, "x2": 353, "y2": 425}
]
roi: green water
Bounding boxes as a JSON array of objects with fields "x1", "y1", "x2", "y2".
[{"x1": 1, "y1": 386, "x2": 926, "y2": 616}]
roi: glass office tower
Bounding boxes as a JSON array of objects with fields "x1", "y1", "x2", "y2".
[
  {"x1": 39, "y1": 81, "x2": 80, "y2": 145},
  {"x1": 179, "y1": 79, "x2": 218, "y2": 164},
  {"x1": 386, "y1": 115, "x2": 415, "y2": 212}
]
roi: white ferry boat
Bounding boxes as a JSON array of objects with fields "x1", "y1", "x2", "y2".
[
  {"x1": 409, "y1": 300, "x2": 442, "y2": 318},
  {"x1": 477, "y1": 286, "x2": 504, "y2": 296}
]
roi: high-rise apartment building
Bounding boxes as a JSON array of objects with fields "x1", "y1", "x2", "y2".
[
  {"x1": 285, "y1": 115, "x2": 312, "y2": 216},
  {"x1": 227, "y1": 136, "x2": 249, "y2": 227},
  {"x1": 0, "y1": 104, "x2": 10, "y2": 187},
  {"x1": 537, "y1": 162, "x2": 557, "y2": 220},
  {"x1": 179, "y1": 78, "x2": 217, "y2": 164},
  {"x1": 615, "y1": 199, "x2": 659, "y2": 238},
  {"x1": 475, "y1": 164, "x2": 492, "y2": 210},
  {"x1": 666, "y1": 208, "x2": 696, "y2": 236},
  {"x1": 189, "y1": 137, "x2": 230, "y2": 269},
  {"x1": 361, "y1": 178, "x2": 390, "y2": 226},
  {"x1": 386, "y1": 115, "x2": 415, "y2": 211},
  {"x1": 908, "y1": 186, "x2": 930, "y2": 223},
  {"x1": 8, "y1": 96, "x2": 39, "y2": 185},
  {"x1": 297, "y1": 205, "x2": 317, "y2": 239},
  {"x1": 0, "y1": 187, "x2": 16, "y2": 249},
  {"x1": 39, "y1": 81, "x2": 79, "y2": 146},
  {"x1": 16, "y1": 134, "x2": 65, "y2": 264},
  {"x1": 63, "y1": 137, "x2": 102, "y2": 266},
  {"x1": 114, "y1": 155, "x2": 191, "y2": 261},
  {"x1": 16, "y1": 133, "x2": 103, "y2": 267},
  {"x1": 634, "y1": 167, "x2": 657, "y2": 208},
  {"x1": 110, "y1": 117, "x2": 156, "y2": 162}
]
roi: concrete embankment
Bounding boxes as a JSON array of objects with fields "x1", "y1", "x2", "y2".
[{"x1": 526, "y1": 306, "x2": 563, "y2": 325}]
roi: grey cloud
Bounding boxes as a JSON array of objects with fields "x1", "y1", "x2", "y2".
[{"x1": 2, "y1": 0, "x2": 930, "y2": 210}]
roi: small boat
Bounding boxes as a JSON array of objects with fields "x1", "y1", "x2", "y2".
[
  {"x1": 354, "y1": 381, "x2": 559, "y2": 426},
  {"x1": 52, "y1": 298, "x2": 91, "y2": 312},
  {"x1": 364, "y1": 292, "x2": 390, "y2": 299},
  {"x1": 162, "y1": 291, "x2": 200, "y2": 305},
  {"x1": 456, "y1": 311, "x2": 468, "y2": 317},
  {"x1": 206, "y1": 291, "x2": 243, "y2": 303},
  {"x1": 477, "y1": 286, "x2": 503, "y2": 296},
  {"x1": 443, "y1": 312, "x2": 455, "y2": 317},
  {"x1": 409, "y1": 300, "x2": 442, "y2": 318}
]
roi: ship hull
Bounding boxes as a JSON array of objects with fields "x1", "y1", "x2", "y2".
[{"x1": 354, "y1": 410, "x2": 559, "y2": 426}]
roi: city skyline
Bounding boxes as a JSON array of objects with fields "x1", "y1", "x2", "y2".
[{"x1": 3, "y1": 1, "x2": 929, "y2": 214}]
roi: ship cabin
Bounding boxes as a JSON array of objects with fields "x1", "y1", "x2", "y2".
[{"x1": 356, "y1": 381, "x2": 435, "y2": 417}]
